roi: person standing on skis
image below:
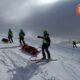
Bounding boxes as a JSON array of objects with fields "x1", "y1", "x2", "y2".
[
  {"x1": 38, "y1": 30, "x2": 51, "y2": 60},
  {"x1": 8, "y1": 29, "x2": 13, "y2": 43},
  {"x1": 19, "y1": 29, "x2": 25, "y2": 46},
  {"x1": 73, "y1": 41, "x2": 77, "y2": 48}
]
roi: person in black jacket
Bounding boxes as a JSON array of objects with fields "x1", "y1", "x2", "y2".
[
  {"x1": 73, "y1": 41, "x2": 77, "y2": 48},
  {"x1": 38, "y1": 30, "x2": 51, "y2": 60},
  {"x1": 8, "y1": 29, "x2": 13, "y2": 43},
  {"x1": 19, "y1": 29, "x2": 25, "y2": 46}
]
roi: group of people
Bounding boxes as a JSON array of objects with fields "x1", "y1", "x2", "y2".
[
  {"x1": 8, "y1": 29, "x2": 25, "y2": 46},
  {"x1": 8, "y1": 29, "x2": 78, "y2": 60},
  {"x1": 8, "y1": 29, "x2": 51, "y2": 60}
]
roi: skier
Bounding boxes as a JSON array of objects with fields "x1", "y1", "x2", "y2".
[
  {"x1": 37, "y1": 30, "x2": 51, "y2": 60},
  {"x1": 8, "y1": 29, "x2": 13, "y2": 43},
  {"x1": 19, "y1": 29, "x2": 25, "y2": 46},
  {"x1": 73, "y1": 41, "x2": 77, "y2": 48}
]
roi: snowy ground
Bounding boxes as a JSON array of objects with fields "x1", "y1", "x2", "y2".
[{"x1": 0, "y1": 38, "x2": 80, "y2": 80}]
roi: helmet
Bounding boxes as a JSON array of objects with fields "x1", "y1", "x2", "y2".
[
  {"x1": 43, "y1": 30, "x2": 49, "y2": 35},
  {"x1": 9, "y1": 29, "x2": 11, "y2": 31},
  {"x1": 20, "y1": 29, "x2": 23, "y2": 32}
]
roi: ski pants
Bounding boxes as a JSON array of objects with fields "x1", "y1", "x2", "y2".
[
  {"x1": 19, "y1": 37, "x2": 25, "y2": 46},
  {"x1": 42, "y1": 44, "x2": 51, "y2": 59},
  {"x1": 8, "y1": 36, "x2": 13, "y2": 43}
]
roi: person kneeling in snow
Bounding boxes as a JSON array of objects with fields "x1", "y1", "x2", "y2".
[{"x1": 38, "y1": 30, "x2": 51, "y2": 60}]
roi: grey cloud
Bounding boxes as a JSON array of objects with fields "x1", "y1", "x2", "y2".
[
  {"x1": 0, "y1": 0, "x2": 80, "y2": 40},
  {"x1": 21, "y1": 0, "x2": 80, "y2": 39}
]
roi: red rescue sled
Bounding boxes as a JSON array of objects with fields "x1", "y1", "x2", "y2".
[
  {"x1": 1, "y1": 38, "x2": 9, "y2": 43},
  {"x1": 21, "y1": 44, "x2": 41, "y2": 57}
]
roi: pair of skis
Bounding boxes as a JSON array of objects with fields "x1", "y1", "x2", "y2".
[{"x1": 30, "y1": 59, "x2": 57, "y2": 63}]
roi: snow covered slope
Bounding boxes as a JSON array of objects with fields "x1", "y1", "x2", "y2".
[{"x1": 0, "y1": 38, "x2": 80, "y2": 80}]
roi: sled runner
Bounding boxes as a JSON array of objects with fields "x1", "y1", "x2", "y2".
[
  {"x1": 21, "y1": 44, "x2": 41, "y2": 57},
  {"x1": 1, "y1": 38, "x2": 9, "y2": 43},
  {"x1": 0, "y1": 45, "x2": 20, "y2": 49}
]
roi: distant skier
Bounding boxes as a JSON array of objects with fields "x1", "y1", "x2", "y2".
[
  {"x1": 73, "y1": 41, "x2": 77, "y2": 48},
  {"x1": 19, "y1": 29, "x2": 25, "y2": 46},
  {"x1": 8, "y1": 29, "x2": 13, "y2": 43},
  {"x1": 38, "y1": 30, "x2": 51, "y2": 60}
]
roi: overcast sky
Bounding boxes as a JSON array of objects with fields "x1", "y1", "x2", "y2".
[{"x1": 0, "y1": 0, "x2": 80, "y2": 40}]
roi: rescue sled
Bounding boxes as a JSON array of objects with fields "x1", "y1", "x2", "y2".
[
  {"x1": 1, "y1": 38, "x2": 9, "y2": 43},
  {"x1": 21, "y1": 44, "x2": 41, "y2": 57}
]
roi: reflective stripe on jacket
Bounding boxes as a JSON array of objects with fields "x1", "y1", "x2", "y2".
[
  {"x1": 43, "y1": 35, "x2": 49, "y2": 44},
  {"x1": 19, "y1": 31, "x2": 25, "y2": 38},
  {"x1": 8, "y1": 31, "x2": 13, "y2": 36}
]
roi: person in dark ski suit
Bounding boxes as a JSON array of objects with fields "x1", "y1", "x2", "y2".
[
  {"x1": 8, "y1": 29, "x2": 13, "y2": 43},
  {"x1": 19, "y1": 29, "x2": 25, "y2": 46},
  {"x1": 73, "y1": 41, "x2": 77, "y2": 48},
  {"x1": 38, "y1": 30, "x2": 51, "y2": 60}
]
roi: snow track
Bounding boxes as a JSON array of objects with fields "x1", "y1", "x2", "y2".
[
  {"x1": 0, "y1": 49, "x2": 40, "y2": 80},
  {"x1": 59, "y1": 58, "x2": 80, "y2": 80},
  {"x1": 51, "y1": 45, "x2": 80, "y2": 80},
  {"x1": 0, "y1": 43, "x2": 80, "y2": 80}
]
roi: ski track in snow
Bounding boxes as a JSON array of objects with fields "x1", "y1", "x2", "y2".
[
  {"x1": 0, "y1": 49, "x2": 41, "y2": 80},
  {"x1": 52, "y1": 45, "x2": 80, "y2": 80},
  {"x1": 0, "y1": 43, "x2": 80, "y2": 80},
  {"x1": 0, "y1": 47, "x2": 57, "y2": 80},
  {"x1": 58, "y1": 58, "x2": 80, "y2": 80}
]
